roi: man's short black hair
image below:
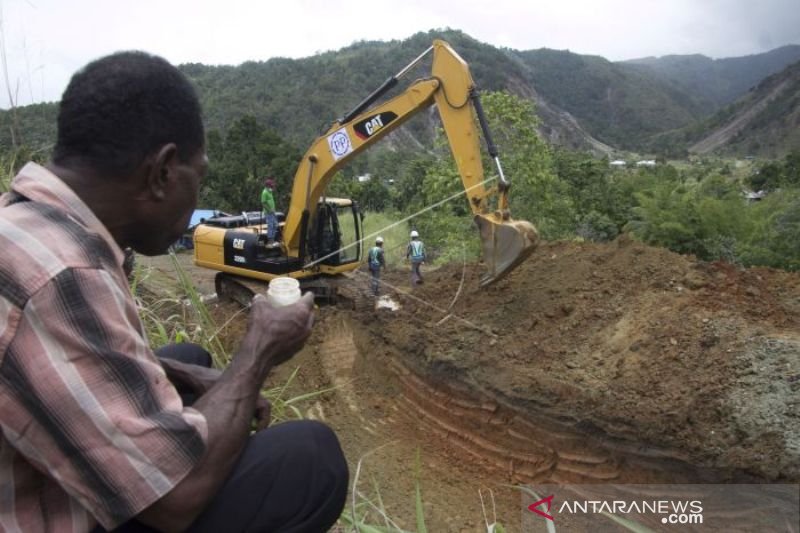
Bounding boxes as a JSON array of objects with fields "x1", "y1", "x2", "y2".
[{"x1": 53, "y1": 51, "x2": 204, "y2": 176}]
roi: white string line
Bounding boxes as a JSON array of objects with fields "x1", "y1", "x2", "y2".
[
  {"x1": 302, "y1": 174, "x2": 497, "y2": 270},
  {"x1": 352, "y1": 268, "x2": 498, "y2": 338}
]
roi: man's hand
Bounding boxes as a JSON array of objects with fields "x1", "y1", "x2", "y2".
[{"x1": 239, "y1": 291, "x2": 315, "y2": 375}]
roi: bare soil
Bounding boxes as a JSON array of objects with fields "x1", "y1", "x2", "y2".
[{"x1": 141, "y1": 238, "x2": 800, "y2": 531}]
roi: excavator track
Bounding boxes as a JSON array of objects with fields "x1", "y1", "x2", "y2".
[
  {"x1": 214, "y1": 272, "x2": 359, "y2": 309},
  {"x1": 214, "y1": 273, "x2": 261, "y2": 308},
  {"x1": 335, "y1": 280, "x2": 373, "y2": 311}
]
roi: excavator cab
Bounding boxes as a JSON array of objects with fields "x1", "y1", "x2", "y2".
[{"x1": 310, "y1": 200, "x2": 362, "y2": 267}]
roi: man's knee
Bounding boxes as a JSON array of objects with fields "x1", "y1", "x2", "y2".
[
  {"x1": 187, "y1": 421, "x2": 348, "y2": 532},
  {"x1": 287, "y1": 420, "x2": 347, "y2": 491},
  {"x1": 155, "y1": 343, "x2": 212, "y2": 367},
  {"x1": 255, "y1": 420, "x2": 348, "y2": 505}
]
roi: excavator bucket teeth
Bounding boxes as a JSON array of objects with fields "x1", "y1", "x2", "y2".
[{"x1": 475, "y1": 214, "x2": 538, "y2": 287}]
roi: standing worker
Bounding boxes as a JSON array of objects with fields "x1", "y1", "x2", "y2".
[
  {"x1": 261, "y1": 177, "x2": 278, "y2": 244},
  {"x1": 368, "y1": 236, "x2": 386, "y2": 296},
  {"x1": 406, "y1": 230, "x2": 426, "y2": 285}
]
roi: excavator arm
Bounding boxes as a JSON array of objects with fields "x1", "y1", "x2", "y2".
[{"x1": 282, "y1": 39, "x2": 537, "y2": 286}]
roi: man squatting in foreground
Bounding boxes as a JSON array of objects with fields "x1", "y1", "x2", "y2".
[{"x1": 0, "y1": 51, "x2": 348, "y2": 532}]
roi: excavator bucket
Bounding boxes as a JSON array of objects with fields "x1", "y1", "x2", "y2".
[{"x1": 475, "y1": 214, "x2": 538, "y2": 287}]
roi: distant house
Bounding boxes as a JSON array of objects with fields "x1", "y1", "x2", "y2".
[
  {"x1": 636, "y1": 160, "x2": 656, "y2": 167},
  {"x1": 357, "y1": 173, "x2": 372, "y2": 183},
  {"x1": 610, "y1": 160, "x2": 627, "y2": 168},
  {"x1": 743, "y1": 190, "x2": 767, "y2": 202}
]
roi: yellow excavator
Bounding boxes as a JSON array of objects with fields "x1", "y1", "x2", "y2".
[{"x1": 193, "y1": 39, "x2": 538, "y2": 304}]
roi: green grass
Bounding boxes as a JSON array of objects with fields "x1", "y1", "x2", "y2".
[
  {"x1": 1, "y1": 152, "x2": 18, "y2": 193},
  {"x1": 132, "y1": 253, "x2": 231, "y2": 366}
]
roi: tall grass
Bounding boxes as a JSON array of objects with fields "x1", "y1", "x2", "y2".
[
  {"x1": 0, "y1": 151, "x2": 17, "y2": 192},
  {"x1": 132, "y1": 253, "x2": 232, "y2": 366}
]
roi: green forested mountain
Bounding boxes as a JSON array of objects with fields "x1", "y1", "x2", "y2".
[
  {"x1": 692, "y1": 60, "x2": 800, "y2": 157},
  {"x1": 515, "y1": 48, "x2": 705, "y2": 148},
  {"x1": 624, "y1": 45, "x2": 800, "y2": 109},
  {"x1": 644, "y1": 59, "x2": 800, "y2": 158},
  {"x1": 0, "y1": 103, "x2": 58, "y2": 156},
  {"x1": 184, "y1": 30, "x2": 532, "y2": 149},
  {"x1": 1, "y1": 29, "x2": 798, "y2": 159}
]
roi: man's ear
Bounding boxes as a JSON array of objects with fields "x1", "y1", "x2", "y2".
[{"x1": 145, "y1": 143, "x2": 179, "y2": 201}]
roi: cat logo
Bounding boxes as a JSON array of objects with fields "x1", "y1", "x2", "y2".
[
  {"x1": 354, "y1": 112, "x2": 398, "y2": 140},
  {"x1": 233, "y1": 238, "x2": 246, "y2": 250}
]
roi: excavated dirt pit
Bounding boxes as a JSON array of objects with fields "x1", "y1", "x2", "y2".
[{"x1": 142, "y1": 239, "x2": 800, "y2": 531}]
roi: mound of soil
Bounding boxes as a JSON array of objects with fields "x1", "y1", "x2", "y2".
[
  {"x1": 355, "y1": 238, "x2": 800, "y2": 482},
  {"x1": 141, "y1": 241, "x2": 800, "y2": 530}
]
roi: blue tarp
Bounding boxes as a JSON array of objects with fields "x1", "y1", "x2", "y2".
[
  {"x1": 189, "y1": 209, "x2": 221, "y2": 229},
  {"x1": 175, "y1": 209, "x2": 225, "y2": 250}
]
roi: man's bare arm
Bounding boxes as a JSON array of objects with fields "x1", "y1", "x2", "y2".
[{"x1": 159, "y1": 357, "x2": 222, "y2": 395}]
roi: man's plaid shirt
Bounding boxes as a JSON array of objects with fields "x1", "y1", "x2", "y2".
[{"x1": 0, "y1": 163, "x2": 208, "y2": 531}]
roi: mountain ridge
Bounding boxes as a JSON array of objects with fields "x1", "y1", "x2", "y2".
[{"x1": 1, "y1": 30, "x2": 798, "y2": 158}]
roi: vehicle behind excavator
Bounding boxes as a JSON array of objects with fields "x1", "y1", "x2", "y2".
[{"x1": 193, "y1": 39, "x2": 538, "y2": 305}]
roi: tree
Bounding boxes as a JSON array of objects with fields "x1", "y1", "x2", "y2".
[
  {"x1": 391, "y1": 155, "x2": 433, "y2": 212},
  {"x1": 748, "y1": 162, "x2": 782, "y2": 192},
  {"x1": 203, "y1": 116, "x2": 301, "y2": 212},
  {"x1": 400, "y1": 90, "x2": 571, "y2": 261},
  {"x1": 357, "y1": 177, "x2": 391, "y2": 212},
  {"x1": 478, "y1": 91, "x2": 574, "y2": 239}
]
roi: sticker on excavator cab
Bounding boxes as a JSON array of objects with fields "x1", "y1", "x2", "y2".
[
  {"x1": 327, "y1": 128, "x2": 353, "y2": 161},
  {"x1": 354, "y1": 112, "x2": 398, "y2": 140}
]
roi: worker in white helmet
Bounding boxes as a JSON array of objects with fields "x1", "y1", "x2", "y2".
[
  {"x1": 405, "y1": 230, "x2": 426, "y2": 285},
  {"x1": 368, "y1": 236, "x2": 386, "y2": 296}
]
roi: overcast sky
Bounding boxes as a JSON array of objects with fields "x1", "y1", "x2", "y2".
[{"x1": 2, "y1": 0, "x2": 799, "y2": 108}]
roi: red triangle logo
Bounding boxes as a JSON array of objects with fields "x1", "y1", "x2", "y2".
[{"x1": 528, "y1": 494, "x2": 555, "y2": 521}]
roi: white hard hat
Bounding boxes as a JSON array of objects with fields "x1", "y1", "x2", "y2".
[
  {"x1": 375, "y1": 236, "x2": 384, "y2": 244},
  {"x1": 410, "y1": 230, "x2": 419, "y2": 238}
]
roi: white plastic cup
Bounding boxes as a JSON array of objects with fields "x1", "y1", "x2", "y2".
[{"x1": 266, "y1": 277, "x2": 301, "y2": 307}]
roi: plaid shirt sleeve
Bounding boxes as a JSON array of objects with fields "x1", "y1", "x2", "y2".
[{"x1": 1, "y1": 265, "x2": 208, "y2": 529}]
